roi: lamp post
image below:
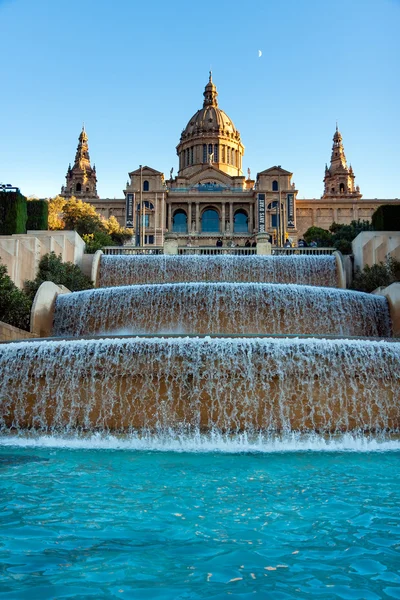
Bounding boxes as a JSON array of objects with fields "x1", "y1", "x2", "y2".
[
  {"x1": 139, "y1": 165, "x2": 143, "y2": 247},
  {"x1": 278, "y1": 167, "x2": 282, "y2": 246}
]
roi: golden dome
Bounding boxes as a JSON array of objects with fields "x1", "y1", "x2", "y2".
[{"x1": 179, "y1": 73, "x2": 241, "y2": 143}]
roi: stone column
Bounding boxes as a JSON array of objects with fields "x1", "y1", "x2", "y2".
[
  {"x1": 188, "y1": 202, "x2": 192, "y2": 234},
  {"x1": 196, "y1": 202, "x2": 200, "y2": 233},
  {"x1": 312, "y1": 209, "x2": 317, "y2": 226},
  {"x1": 229, "y1": 202, "x2": 234, "y2": 233},
  {"x1": 256, "y1": 233, "x2": 272, "y2": 255},
  {"x1": 168, "y1": 203, "x2": 172, "y2": 231},
  {"x1": 249, "y1": 203, "x2": 254, "y2": 234},
  {"x1": 221, "y1": 203, "x2": 226, "y2": 234},
  {"x1": 164, "y1": 233, "x2": 179, "y2": 255}
]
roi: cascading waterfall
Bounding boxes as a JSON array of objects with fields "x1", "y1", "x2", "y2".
[
  {"x1": 1, "y1": 337, "x2": 399, "y2": 434},
  {"x1": 53, "y1": 282, "x2": 392, "y2": 338},
  {"x1": 99, "y1": 254, "x2": 339, "y2": 288},
  {"x1": 0, "y1": 249, "x2": 399, "y2": 441}
]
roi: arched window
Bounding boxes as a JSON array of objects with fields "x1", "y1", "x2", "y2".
[
  {"x1": 76, "y1": 183, "x2": 81, "y2": 192},
  {"x1": 86, "y1": 187, "x2": 89, "y2": 192},
  {"x1": 331, "y1": 187, "x2": 335, "y2": 193},
  {"x1": 201, "y1": 209, "x2": 220, "y2": 233},
  {"x1": 234, "y1": 209, "x2": 248, "y2": 233},
  {"x1": 272, "y1": 180, "x2": 278, "y2": 191},
  {"x1": 172, "y1": 209, "x2": 188, "y2": 233},
  {"x1": 137, "y1": 201, "x2": 154, "y2": 211},
  {"x1": 143, "y1": 180, "x2": 149, "y2": 191},
  {"x1": 340, "y1": 183, "x2": 345, "y2": 193}
]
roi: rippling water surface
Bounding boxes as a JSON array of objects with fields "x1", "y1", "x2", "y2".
[{"x1": 0, "y1": 441, "x2": 399, "y2": 599}]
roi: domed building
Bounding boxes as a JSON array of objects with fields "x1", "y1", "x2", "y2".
[
  {"x1": 63, "y1": 75, "x2": 399, "y2": 247},
  {"x1": 119, "y1": 73, "x2": 298, "y2": 246}
]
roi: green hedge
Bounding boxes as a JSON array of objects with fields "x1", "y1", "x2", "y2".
[
  {"x1": 0, "y1": 191, "x2": 27, "y2": 235},
  {"x1": 372, "y1": 205, "x2": 400, "y2": 231},
  {"x1": 27, "y1": 199, "x2": 48, "y2": 230}
]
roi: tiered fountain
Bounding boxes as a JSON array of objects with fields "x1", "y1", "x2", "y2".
[{"x1": 0, "y1": 252, "x2": 399, "y2": 437}]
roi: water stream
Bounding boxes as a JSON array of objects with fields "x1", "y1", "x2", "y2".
[
  {"x1": 54, "y1": 282, "x2": 392, "y2": 338},
  {"x1": 99, "y1": 254, "x2": 339, "y2": 287}
]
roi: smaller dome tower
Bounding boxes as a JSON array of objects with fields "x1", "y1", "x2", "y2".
[
  {"x1": 322, "y1": 125, "x2": 361, "y2": 199},
  {"x1": 60, "y1": 126, "x2": 98, "y2": 199}
]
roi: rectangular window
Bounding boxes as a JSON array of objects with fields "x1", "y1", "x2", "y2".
[
  {"x1": 145, "y1": 235, "x2": 154, "y2": 245},
  {"x1": 214, "y1": 144, "x2": 219, "y2": 162}
]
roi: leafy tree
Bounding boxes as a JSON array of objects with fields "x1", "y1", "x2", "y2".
[
  {"x1": 372, "y1": 205, "x2": 400, "y2": 231},
  {"x1": 303, "y1": 220, "x2": 373, "y2": 254},
  {"x1": 0, "y1": 262, "x2": 32, "y2": 331},
  {"x1": 24, "y1": 252, "x2": 93, "y2": 301},
  {"x1": 303, "y1": 226, "x2": 333, "y2": 247},
  {"x1": 83, "y1": 231, "x2": 115, "y2": 254},
  {"x1": 351, "y1": 257, "x2": 400, "y2": 293},
  {"x1": 27, "y1": 199, "x2": 48, "y2": 230},
  {"x1": 48, "y1": 196, "x2": 67, "y2": 230},
  {"x1": 104, "y1": 215, "x2": 132, "y2": 245},
  {"x1": 0, "y1": 190, "x2": 27, "y2": 234},
  {"x1": 62, "y1": 198, "x2": 105, "y2": 236},
  {"x1": 47, "y1": 196, "x2": 132, "y2": 248}
]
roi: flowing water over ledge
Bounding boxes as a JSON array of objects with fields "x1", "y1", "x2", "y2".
[
  {"x1": 53, "y1": 283, "x2": 392, "y2": 338},
  {"x1": 1, "y1": 337, "x2": 399, "y2": 434},
  {"x1": 99, "y1": 254, "x2": 339, "y2": 287},
  {"x1": 0, "y1": 447, "x2": 399, "y2": 599}
]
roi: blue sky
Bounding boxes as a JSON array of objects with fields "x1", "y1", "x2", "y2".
[{"x1": 0, "y1": 0, "x2": 399, "y2": 200}]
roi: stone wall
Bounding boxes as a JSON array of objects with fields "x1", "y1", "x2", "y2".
[
  {"x1": 0, "y1": 321, "x2": 35, "y2": 342},
  {"x1": 352, "y1": 232, "x2": 400, "y2": 271},
  {"x1": 0, "y1": 231, "x2": 85, "y2": 289}
]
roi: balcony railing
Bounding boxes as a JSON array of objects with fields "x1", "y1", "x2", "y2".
[
  {"x1": 272, "y1": 247, "x2": 336, "y2": 255},
  {"x1": 102, "y1": 247, "x2": 164, "y2": 255},
  {"x1": 178, "y1": 247, "x2": 256, "y2": 255},
  {"x1": 101, "y1": 246, "x2": 335, "y2": 256},
  {"x1": 169, "y1": 187, "x2": 252, "y2": 194}
]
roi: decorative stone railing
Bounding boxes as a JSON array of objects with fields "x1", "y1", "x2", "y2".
[
  {"x1": 102, "y1": 247, "x2": 164, "y2": 255},
  {"x1": 272, "y1": 247, "x2": 336, "y2": 255},
  {"x1": 178, "y1": 247, "x2": 256, "y2": 255}
]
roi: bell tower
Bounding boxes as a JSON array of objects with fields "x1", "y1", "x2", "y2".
[
  {"x1": 322, "y1": 125, "x2": 361, "y2": 199},
  {"x1": 60, "y1": 126, "x2": 98, "y2": 199}
]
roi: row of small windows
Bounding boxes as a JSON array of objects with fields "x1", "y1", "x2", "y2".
[
  {"x1": 180, "y1": 145, "x2": 241, "y2": 167},
  {"x1": 172, "y1": 208, "x2": 248, "y2": 233}
]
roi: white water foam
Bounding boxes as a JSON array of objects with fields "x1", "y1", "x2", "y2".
[{"x1": 1, "y1": 432, "x2": 399, "y2": 453}]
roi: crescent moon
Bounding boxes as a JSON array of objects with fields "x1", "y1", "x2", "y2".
[{"x1": 258, "y1": 50, "x2": 262, "y2": 57}]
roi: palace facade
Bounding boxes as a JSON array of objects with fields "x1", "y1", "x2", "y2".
[{"x1": 61, "y1": 74, "x2": 399, "y2": 246}]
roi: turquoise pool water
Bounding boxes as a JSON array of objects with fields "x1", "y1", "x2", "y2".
[{"x1": 0, "y1": 438, "x2": 399, "y2": 599}]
